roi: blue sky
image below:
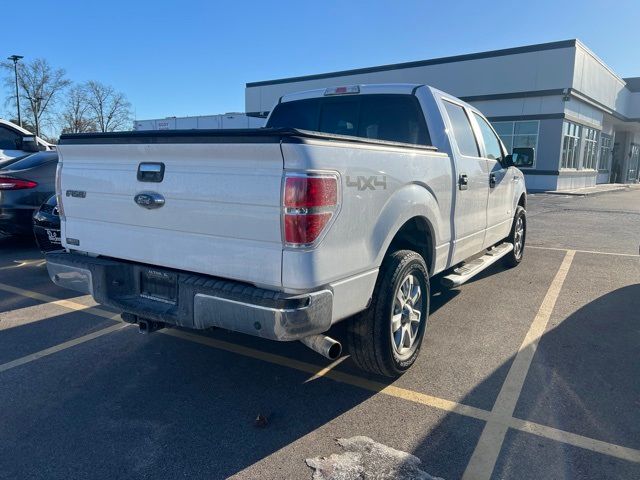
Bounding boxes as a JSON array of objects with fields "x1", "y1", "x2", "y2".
[{"x1": 4, "y1": 0, "x2": 640, "y2": 120}]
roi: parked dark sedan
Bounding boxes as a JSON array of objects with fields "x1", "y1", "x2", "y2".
[
  {"x1": 33, "y1": 194, "x2": 61, "y2": 252},
  {"x1": 0, "y1": 151, "x2": 57, "y2": 236}
]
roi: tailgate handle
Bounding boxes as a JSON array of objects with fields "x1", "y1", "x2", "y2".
[{"x1": 137, "y1": 163, "x2": 165, "y2": 182}]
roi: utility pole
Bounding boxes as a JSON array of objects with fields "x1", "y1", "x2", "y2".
[{"x1": 7, "y1": 55, "x2": 23, "y2": 127}]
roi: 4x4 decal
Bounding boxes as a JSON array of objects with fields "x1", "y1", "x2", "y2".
[{"x1": 346, "y1": 175, "x2": 387, "y2": 191}]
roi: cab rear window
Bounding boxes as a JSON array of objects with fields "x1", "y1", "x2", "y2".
[{"x1": 267, "y1": 94, "x2": 431, "y2": 146}]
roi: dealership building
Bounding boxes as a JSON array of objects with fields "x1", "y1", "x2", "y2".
[{"x1": 245, "y1": 39, "x2": 640, "y2": 191}]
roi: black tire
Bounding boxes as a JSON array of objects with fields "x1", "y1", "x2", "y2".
[
  {"x1": 346, "y1": 250, "x2": 430, "y2": 377},
  {"x1": 503, "y1": 206, "x2": 526, "y2": 268}
]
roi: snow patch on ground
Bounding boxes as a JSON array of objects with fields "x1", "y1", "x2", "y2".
[{"x1": 306, "y1": 436, "x2": 444, "y2": 480}]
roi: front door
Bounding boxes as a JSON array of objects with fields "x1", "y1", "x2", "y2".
[
  {"x1": 441, "y1": 100, "x2": 489, "y2": 264},
  {"x1": 471, "y1": 112, "x2": 514, "y2": 247}
]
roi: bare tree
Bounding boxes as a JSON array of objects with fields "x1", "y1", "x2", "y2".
[
  {"x1": 59, "y1": 85, "x2": 96, "y2": 133},
  {"x1": 2, "y1": 58, "x2": 70, "y2": 137},
  {"x1": 84, "y1": 80, "x2": 132, "y2": 132}
]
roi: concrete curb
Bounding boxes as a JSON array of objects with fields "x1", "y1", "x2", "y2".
[{"x1": 542, "y1": 185, "x2": 632, "y2": 197}]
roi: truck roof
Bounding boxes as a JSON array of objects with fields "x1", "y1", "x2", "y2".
[{"x1": 279, "y1": 83, "x2": 424, "y2": 103}]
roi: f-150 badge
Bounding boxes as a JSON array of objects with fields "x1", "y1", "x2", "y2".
[{"x1": 346, "y1": 175, "x2": 387, "y2": 191}]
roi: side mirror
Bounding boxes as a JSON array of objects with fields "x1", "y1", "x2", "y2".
[
  {"x1": 511, "y1": 147, "x2": 535, "y2": 167},
  {"x1": 21, "y1": 136, "x2": 40, "y2": 153},
  {"x1": 503, "y1": 154, "x2": 515, "y2": 168}
]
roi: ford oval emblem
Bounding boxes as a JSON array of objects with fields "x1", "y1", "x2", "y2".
[{"x1": 134, "y1": 192, "x2": 165, "y2": 209}]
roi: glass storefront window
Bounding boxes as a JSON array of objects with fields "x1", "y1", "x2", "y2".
[{"x1": 491, "y1": 120, "x2": 539, "y2": 167}]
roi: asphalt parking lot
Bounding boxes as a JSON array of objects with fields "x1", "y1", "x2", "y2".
[{"x1": 0, "y1": 187, "x2": 638, "y2": 480}]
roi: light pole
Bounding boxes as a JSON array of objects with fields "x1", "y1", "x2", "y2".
[{"x1": 7, "y1": 55, "x2": 23, "y2": 127}]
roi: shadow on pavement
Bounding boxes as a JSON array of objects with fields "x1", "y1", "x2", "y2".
[{"x1": 409, "y1": 283, "x2": 640, "y2": 479}]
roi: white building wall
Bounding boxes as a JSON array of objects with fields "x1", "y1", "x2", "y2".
[
  {"x1": 246, "y1": 46, "x2": 577, "y2": 113},
  {"x1": 134, "y1": 114, "x2": 264, "y2": 131},
  {"x1": 572, "y1": 42, "x2": 640, "y2": 119},
  {"x1": 564, "y1": 98, "x2": 604, "y2": 128},
  {"x1": 469, "y1": 95, "x2": 566, "y2": 118}
]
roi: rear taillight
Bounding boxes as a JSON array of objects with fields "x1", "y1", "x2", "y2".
[
  {"x1": 283, "y1": 173, "x2": 339, "y2": 247},
  {"x1": 0, "y1": 177, "x2": 37, "y2": 190},
  {"x1": 55, "y1": 162, "x2": 65, "y2": 219}
]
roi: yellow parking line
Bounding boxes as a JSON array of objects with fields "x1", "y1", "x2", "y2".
[
  {"x1": 0, "y1": 282, "x2": 120, "y2": 322},
  {"x1": 162, "y1": 329, "x2": 494, "y2": 422},
  {"x1": 0, "y1": 259, "x2": 46, "y2": 270},
  {"x1": 0, "y1": 323, "x2": 129, "y2": 373},
  {"x1": 463, "y1": 250, "x2": 576, "y2": 479},
  {"x1": 304, "y1": 355, "x2": 350, "y2": 383},
  {"x1": 2, "y1": 273, "x2": 639, "y2": 465},
  {"x1": 0, "y1": 300, "x2": 94, "y2": 331},
  {"x1": 528, "y1": 245, "x2": 639, "y2": 258},
  {"x1": 165, "y1": 327, "x2": 640, "y2": 463}
]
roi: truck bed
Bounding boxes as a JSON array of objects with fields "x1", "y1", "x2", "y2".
[{"x1": 57, "y1": 128, "x2": 437, "y2": 291}]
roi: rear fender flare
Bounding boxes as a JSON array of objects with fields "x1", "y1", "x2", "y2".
[{"x1": 371, "y1": 184, "x2": 440, "y2": 274}]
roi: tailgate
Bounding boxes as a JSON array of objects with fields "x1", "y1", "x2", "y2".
[{"x1": 57, "y1": 132, "x2": 284, "y2": 288}]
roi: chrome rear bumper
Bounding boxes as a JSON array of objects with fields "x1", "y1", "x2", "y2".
[{"x1": 46, "y1": 252, "x2": 333, "y2": 341}]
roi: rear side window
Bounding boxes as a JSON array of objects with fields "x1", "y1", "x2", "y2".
[
  {"x1": 443, "y1": 101, "x2": 480, "y2": 157},
  {"x1": 267, "y1": 98, "x2": 320, "y2": 131},
  {"x1": 267, "y1": 94, "x2": 430, "y2": 146},
  {"x1": 359, "y1": 96, "x2": 429, "y2": 145},
  {"x1": 5, "y1": 152, "x2": 57, "y2": 170}
]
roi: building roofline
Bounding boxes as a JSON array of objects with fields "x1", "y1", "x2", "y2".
[
  {"x1": 623, "y1": 77, "x2": 640, "y2": 92},
  {"x1": 246, "y1": 39, "x2": 578, "y2": 88}
]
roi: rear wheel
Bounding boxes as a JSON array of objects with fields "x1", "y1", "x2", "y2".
[
  {"x1": 503, "y1": 206, "x2": 526, "y2": 268},
  {"x1": 346, "y1": 250, "x2": 429, "y2": 377}
]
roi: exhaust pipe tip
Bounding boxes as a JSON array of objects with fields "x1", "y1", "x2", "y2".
[
  {"x1": 137, "y1": 318, "x2": 165, "y2": 334},
  {"x1": 326, "y1": 341, "x2": 342, "y2": 360},
  {"x1": 300, "y1": 334, "x2": 342, "y2": 360}
]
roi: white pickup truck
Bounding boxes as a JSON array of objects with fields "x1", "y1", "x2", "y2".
[{"x1": 47, "y1": 84, "x2": 530, "y2": 377}]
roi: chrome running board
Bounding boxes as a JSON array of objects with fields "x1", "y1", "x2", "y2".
[{"x1": 441, "y1": 243, "x2": 514, "y2": 288}]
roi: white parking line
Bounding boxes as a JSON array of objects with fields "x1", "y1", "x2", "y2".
[
  {"x1": 528, "y1": 245, "x2": 639, "y2": 258},
  {"x1": 462, "y1": 250, "x2": 576, "y2": 479}
]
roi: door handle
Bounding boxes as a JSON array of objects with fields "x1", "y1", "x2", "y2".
[
  {"x1": 489, "y1": 173, "x2": 496, "y2": 188},
  {"x1": 458, "y1": 174, "x2": 469, "y2": 191},
  {"x1": 137, "y1": 162, "x2": 165, "y2": 182},
  {"x1": 513, "y1": 175, "x2": 520, "y2": 182}
]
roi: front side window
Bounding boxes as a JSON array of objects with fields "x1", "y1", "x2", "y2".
[
  {"x1": 473, "y1": 112, "x2": 503, "y2": 161},
  {"x1": 443, "y1": 101, "x2": 479, "y2": 157},
  {"x1": 0, "y1": 127, "x2": 21, "y2": 150},
  {"x1": 267, "y1": 94, "x2": 430, "y2": 146}
]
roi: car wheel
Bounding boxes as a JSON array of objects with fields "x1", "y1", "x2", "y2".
[
  {"x1": 504, "y1": 206, "x2": 526, "y2": 268},
  {"x1": 346, "y1": 249, "x2": 429, "y2": 377}
]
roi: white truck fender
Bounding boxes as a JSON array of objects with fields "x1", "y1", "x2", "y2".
[{"x1": 371, "y1": 183, "x2": 443, "y2": 275}]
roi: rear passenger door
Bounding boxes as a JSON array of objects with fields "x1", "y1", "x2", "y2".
[
  {"x1": 442, "y1": 100, "x2": 489, "y2": 264},
  {"x1": 472, "y1": 112, "x2": 514, "y2": 248}
]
